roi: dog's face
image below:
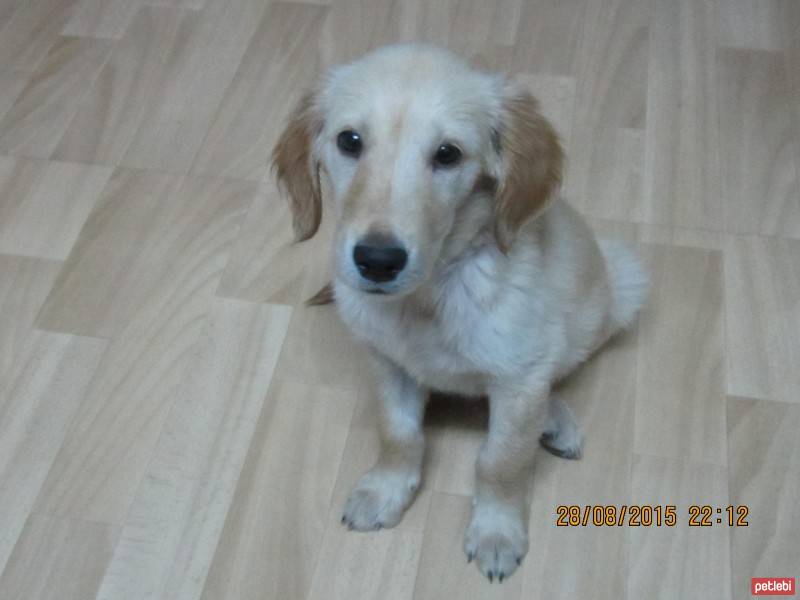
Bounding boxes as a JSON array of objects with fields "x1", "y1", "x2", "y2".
[{"x1": 273, "y1": 44, "x2": 562, "y2": 298}]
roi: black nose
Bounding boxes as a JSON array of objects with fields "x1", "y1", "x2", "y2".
[{"x1": 353, "y1": 235, "x2": 408, "y2": 283}]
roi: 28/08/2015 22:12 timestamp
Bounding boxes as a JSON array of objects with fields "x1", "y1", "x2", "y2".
[{"x1": 555, "y1": 505, "x2": 750, "y2": 527}]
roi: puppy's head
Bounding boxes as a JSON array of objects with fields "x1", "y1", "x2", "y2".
[{"x1": 273, "y1": 44, "x2": 562, "y2": 297}]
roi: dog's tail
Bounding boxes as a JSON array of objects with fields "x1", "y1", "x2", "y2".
[{"x1": 599, "y1": 239, "x2": 648, "y2": 332}]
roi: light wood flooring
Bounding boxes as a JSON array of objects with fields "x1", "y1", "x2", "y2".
[{"x1": 0, "y1": 0, "x2": 798, "y2": 598}]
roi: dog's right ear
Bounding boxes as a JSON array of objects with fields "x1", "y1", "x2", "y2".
[{"x1": 272, "y1": 92, "x2": 323, "y2": 242}]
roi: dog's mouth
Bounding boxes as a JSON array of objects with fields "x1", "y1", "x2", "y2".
[
  {"x1": 347, "y1": 267, "x2": 430, "y2": 299},
  {"x1": 351, "y1": 281, "x2": 409, "y2": 298}
]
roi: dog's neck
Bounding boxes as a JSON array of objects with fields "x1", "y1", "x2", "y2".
[
  {"x1": 400, "y1": 204, "x2": 549, "y2": 317},
  {"x1": 405, "y1": 227, "x2": 499, "y2": 317}
]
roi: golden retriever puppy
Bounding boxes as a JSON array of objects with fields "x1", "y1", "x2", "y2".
[{"x1": 273, "y1": 44, "x2": 647, "y2": 582}]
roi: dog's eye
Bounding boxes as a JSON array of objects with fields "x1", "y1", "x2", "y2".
[
  {"x1": 433, "y1": 143, "x2": 462, "y2": 168},
  {"x1": 337, "y1": 130, "x2": 362, "y2": 157}
]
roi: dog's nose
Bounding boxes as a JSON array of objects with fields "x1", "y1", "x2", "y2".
[{"x1": 353, "y1": 235, "x2": 408, "y2": 283}]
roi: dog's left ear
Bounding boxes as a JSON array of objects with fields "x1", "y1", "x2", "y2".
[
  {"x1": 491, "y1": 88, "x2": 563, "y2": 253},
  {"x1": 272, "y1": 92, "x2": 323, "y2": 242}
]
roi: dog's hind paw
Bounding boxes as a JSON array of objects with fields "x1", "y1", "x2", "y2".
[
  {"x1": 540, "y1": 431, "x2": 582, "y2": 459},
  {"x1": 540, "y1": 395, "x2": 582, "y2": 459}
]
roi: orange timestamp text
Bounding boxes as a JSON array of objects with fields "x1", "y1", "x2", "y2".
[{"x1": 555, "y1": 505, "x2": 750, "y2": 527}]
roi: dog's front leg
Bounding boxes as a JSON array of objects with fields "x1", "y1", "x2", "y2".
[
  {"x1": 465, "y1": 377, "x2": 550, "y2": 582},
  {"x1": 342, "y1": 354, "x2": 426, "y2": 531}
]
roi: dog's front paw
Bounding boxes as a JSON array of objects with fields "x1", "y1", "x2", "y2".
[
  {"x1": 464, "y1": 504, "x2": 528, "y2": 582},
  {"x1": 342, "y1": 468, "x2": 420, "y2": 531}
]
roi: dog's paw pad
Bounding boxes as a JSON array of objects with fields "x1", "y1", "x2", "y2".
[
  {"x1": 464, "y1": 507, "x2": 528, "y2": 582},
  {"x1": 342, "y1": 468, "x2": 419, "y2": 531}
]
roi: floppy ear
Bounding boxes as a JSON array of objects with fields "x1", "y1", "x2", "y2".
[
  {"x1": 492, "y1": 89, "x2": 563, "y2": 253},
  {"x1": 271, "y1": 92, "x2": 323, "y2": 242}
]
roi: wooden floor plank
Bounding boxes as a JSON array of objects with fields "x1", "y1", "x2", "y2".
[
  {"x1": 635, "y1": 244, "x2": 726, "y2": 466},
  {"x1": 319, "y1": 0, "x2": 404, "y2": 65},
  {"x1": 95, "y1": 299, "x2": 291, "y2": 600},
  {"x1": 119, "y1": 0, "x2": 269, "y2": 172},
  {"x1": 725, "y1": 235, "x2": 800, "y2": 404},
  {"x1": 0, "y1": 255, "x2": 62, "y2": 383},
  {"x1": 0, "y1": 514, "x2": 116, "y2": 600},
  {"x1": 31, "y1": 174, "x2": 253, "y2": 524},
  {"x1": 0, "y1": 157, "x2": 112, "y2": 259},
  {"x1": 728, "y1": 397, "x2": 800, "y2": 600},
  {"x1": 571, "y1": 0, "x2": 649, "y2": 130},
  {"x1": 217, "y1": 185, "x2": 334, "y2": 305},
  {"x1": 37, "y1": 170, "x2": 254, "y2": 338},
  {"x1": 716, "y1": 48, "x2": 800, "y2": 237},
  {"x1": 190, "y1": 2, "x2": 328, "y2": 181},
  {"x1": 627, "y1": 455, "x2": 731, "y2": 599},
  {"x1": 716, "y1": 0, "x2": 784, "y2": 51},
  {"x1": 560, "y1": 0, "x2": 648, "y2": 221},
  {"x1": 146, "y1": 0, "x2": 206, "y2": 10},
  {"x1": 0, "y1": 0, "x2": 79, "y2": 72},
  {"x1": 0, "y1": 36, "x2": 111, "y2": 159},
  {"x1": 52, "y1": 7, "x2": 185, "y2": 166},
  {"x1": 272, "y1": 303, "x2": 371, "y2": 390},
  {"x1": 399, "y1": 0, "x2": 522, "y2": 57},
  {"x1": 0, "y1": 72, "x2": 28, "y2": 124},
  {"x1": 61, "y1": 0, "x2": 142, "y2": 39},
  {"x1": 566, "y1": 127, "x2": 645, "y2": 222},
  {"x1": 200, "y1": 379, "x2": 357, "y2": 600},
  {"x1": 54, "y1": 1, "x2": 270, "y2": 171},
  {"x1": 510, "y1": 0, "x2": 586, "y2": 76},
  {"x1": 0, "y1": 330, "x2": 106, "y2": 574},
  {"x1": 424, "y1": 395, "x2": 487, "y2": 497},
  {"x1": 0, "y1": 0, "x2": 23, "y2": 32},
  {"x1": 780, "y1": 0, "x2": 800, "y2": 187},
  {"x1": 643, "y1": 0, "x2": 721, "y2": 231}
]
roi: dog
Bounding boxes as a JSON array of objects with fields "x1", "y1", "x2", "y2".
[{"x1": 272, "y1": 43, "x2": 647, "y2": 582}]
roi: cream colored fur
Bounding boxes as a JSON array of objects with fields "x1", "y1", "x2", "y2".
[{"x1": 273, "y1": 43, "x2": 648, "y2": 583}]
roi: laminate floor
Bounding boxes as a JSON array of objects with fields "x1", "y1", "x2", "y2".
[{"x1": 0, "y1": 1, "x2": 798, "y2": 598}]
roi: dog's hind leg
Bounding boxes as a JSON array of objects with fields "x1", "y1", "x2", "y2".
[{"x1": 539, "y1": 395, "x2": 582, "y2": 459}]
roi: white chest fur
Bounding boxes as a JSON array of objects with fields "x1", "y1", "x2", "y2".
[{"x1": 334, "y1": 245, "x2": 562, "y2": 396}]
